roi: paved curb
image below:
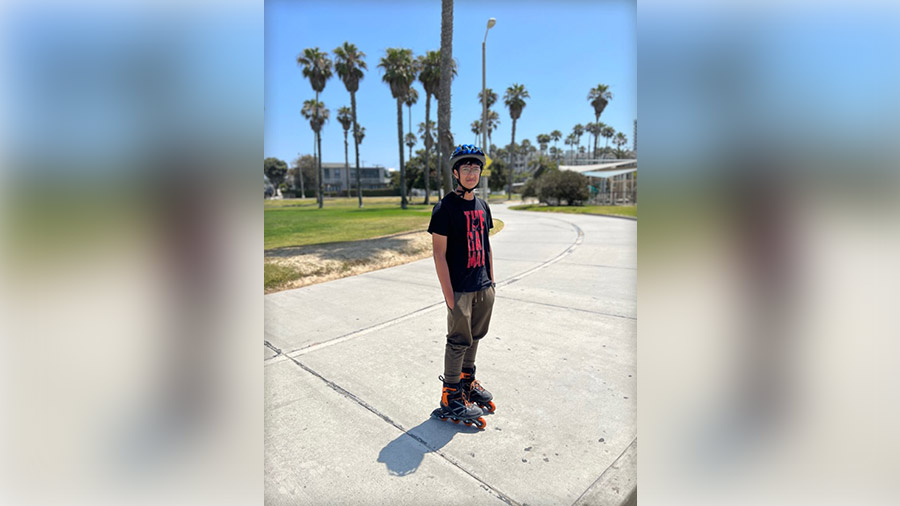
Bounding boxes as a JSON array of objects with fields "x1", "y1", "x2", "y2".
[
  {"x1": 586, "y1": 213, "x2": 637, "y2": 221},
  {"x1": 572, "y1": 438, "x2": 637, "y2": 506},
  {"x1": 509, "y1": 208, "x2": 638, "y2": 222}
]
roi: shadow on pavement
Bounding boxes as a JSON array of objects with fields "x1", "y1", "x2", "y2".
[
  {"x1": 264, "y1": 236, "x2": 422, "y2": 260},
  {"x1": 377, "y1": 418, "x2": 482, "y2": 476}
]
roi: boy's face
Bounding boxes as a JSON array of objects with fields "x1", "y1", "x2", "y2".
[{"x1": 455, "y1": 161, "x2": 482, "y2": 187}]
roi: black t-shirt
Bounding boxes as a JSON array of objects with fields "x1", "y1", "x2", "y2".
[{"x1": 427, "y1": 192, "x2": 494, "y2": 293}]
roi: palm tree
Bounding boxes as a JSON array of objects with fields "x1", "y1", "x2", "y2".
[
  {"x1": 585, "y1": 122, "x2": 600, "y2": 159},
  {"x1": 405, "y1": 132, "x2": 417, "y2": 163},
  {"x1": 477, "y1": 88, "x2": 498, "y2": 110},
  {"x1": 418, "y1": 50, "x2": 456, "y2": 202},
  {"x1": 602, "y1": 125, "x2": 616, "y2": 149},
  {"x1": 404, "y1": 86, "x2": 419, "y2": 140},
  {"x1": 439, "y1": 0, "x2": 454, "y2": 193},
  {"x1": 565, "y1": 133, "x2": 576, "y2": 160},
  {"x1": 537, "y1": 134, "x2": 551, "y2": 156},
  {"x1": 471, "y1": 119, "x2": 482, "y2": 145},
  {"x1": 485, "y1": 110, "x2": 500, "y2": 153},
  {"x1": 301, "y1": 99, "x2": 329, "y2": 198},
  {"x1": 550, "y1": 130, "x2": 562, "y2": 161},
  {"x1": 337, "y1": 106, "x2": 353, "y2": 197},
  {"x1": 477, "y1": 88, "x2": 498, "y2": 152},
  {"x1": 503, "y1": 83, "x2": 530, "y2": 199},
  {"x1": 418, "y1": 119, "x2": 435, "y2": 178},
  {"x1": 588, "y1": 83, "x2": 613, "y2": 158},
  {"x1": 520, "y1": 139, "x2": 534, "y2": 169},
  {"x1": 573, "y1": 123, "x2": 584, "y2": 160},
  {"x1": 297, "y1": 47, "x2": 333, "y2": 208},
  {"x1": 404, "y1": 86, "x2": 420, "y2": 181},
  {"x1": 355, "y1": 125, "x2": 365, "y2": 146},
  {"x1": 614, "y1": 132, "x2": 628, "y2": 157},
  {"x1": 334, "y1": 41, "x2": 367, "y2": 208},
  {"x1": 418, "y1": 120, "x2": 435, "y2": 144},
  {"x1": 378, "y1": 47, "x2": 418, "y2": 209}
]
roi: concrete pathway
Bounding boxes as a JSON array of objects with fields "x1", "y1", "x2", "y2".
[{"x1": 265, "y1": 204, "x2": 637, "y2": 506}]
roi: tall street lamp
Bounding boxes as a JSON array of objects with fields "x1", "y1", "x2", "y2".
[{"x1": 481, "y1": 17, "x2": 496, "y2": 200}]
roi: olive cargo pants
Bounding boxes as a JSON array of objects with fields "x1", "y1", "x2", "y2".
[{"x1": 443, "y1": 285, "x2": 495, "y2": 384}]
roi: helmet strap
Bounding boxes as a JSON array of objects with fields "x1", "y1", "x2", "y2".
[
  {"x1": 453, "y1": 172, "x2": 477, "y2": 195},
  {"x1": 455, "y1": 182, "x2": 476, "y2": 196}
]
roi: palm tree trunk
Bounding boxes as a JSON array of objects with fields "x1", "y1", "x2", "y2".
[
  {"x1": 593, "y1": 114, "x2": 600, "y2": 158},
  {"x1": 315, "y1": 91, "x2": 323, "y2": 209},
  {"x1": 508, "y1": 119, "x2": 516, "y2": 200},
  {"x1": 352, "y1": 92, "x2": 363, "y2": 208},
  {"x1": 397, "y1": 98, "x2": 407, "y2": 209},
  {"x1": 317, "y1": 130, "x2": 324, "y2": 208},
  {"x1": 344, "y1": 131, "x2": 350, "y2": 197},
  {"x1": 439, "y1": 0, "x2": 454, "y2": 194},
  {"x1": 424, "y1": 94, "x2": 431, "y2": 205},
  {"x1": 407, "y1": 105, "x2": 413, "y2": 189}
]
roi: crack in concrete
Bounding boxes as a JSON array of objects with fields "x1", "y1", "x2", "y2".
[
  {"x1": 571, "y1": 437, "x2": 637, "y2": 506},
  {"x1": 493, "y1": 294, "x2": 636, "y2": 320},
  {"x1": 281, "y1": 353, "x2": 521, "y2": 506}
]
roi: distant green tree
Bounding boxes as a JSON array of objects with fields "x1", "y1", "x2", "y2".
[
  {"x1": 528, "y1": 154, "x2": 558, "y2": 180},
  {"x1": 537, "y1": 170, "x2": 589, "y2": 205},
  {"x1": 405, "y1": 149, "x2": 441, "y2": 197},
  {"x1": 288, "y1": 154, "x2": 317, "y2": 198},
  {"x1": 264, "y1": 157, "x2": 288, "y2": 195},
  {"x1": 487, "y1": 156, "x2": 508, "y2": 193}
]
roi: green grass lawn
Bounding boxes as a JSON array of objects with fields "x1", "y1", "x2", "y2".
[
  {"x1": 508, "y1": 203, "x2": 637, "y2": 219},
  {"x1": 265, "y1": 197, "x2": 436, "y2": 250}
]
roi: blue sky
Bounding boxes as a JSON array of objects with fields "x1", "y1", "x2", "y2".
[{"x1": 265, "y1": 0, "x2": 636, "y2": 169}]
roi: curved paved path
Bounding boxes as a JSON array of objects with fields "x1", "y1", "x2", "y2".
[{"x1": 265, "y1": 204, "x2": 637, "y2": 505}]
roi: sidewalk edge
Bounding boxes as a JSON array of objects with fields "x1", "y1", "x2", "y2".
[{"x1": 571, "y1": 437, "x2": 637, "y2": 506}]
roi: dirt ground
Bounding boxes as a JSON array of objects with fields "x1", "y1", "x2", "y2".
[{"x1": 264, "y1": 230, "x2": 433, "y2": 293}]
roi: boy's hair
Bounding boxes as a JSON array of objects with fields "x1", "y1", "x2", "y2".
[{"x1": 452, "y1": 157, "x2": 484, "y2": 173}]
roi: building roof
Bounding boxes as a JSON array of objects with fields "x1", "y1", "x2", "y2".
[
  {"x1": 582, "y1": 168, "x2": 637, "y2": 178},
  {"x1": 558, "y1": 159, "x2": 637, "y2": 174},
  {"x1": 320, "y1": 162, "x2": 387, "y2": 169}
]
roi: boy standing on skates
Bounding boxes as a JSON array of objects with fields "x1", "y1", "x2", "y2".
[{"x1": 428, "y1": 145, "x2": 496, "y2": 429}]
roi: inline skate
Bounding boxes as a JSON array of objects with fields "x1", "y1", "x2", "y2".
[
  {"x1": 431, "y1": 376, "x2": 486, "y2": 429},
  {"x1": 460, "y1": 365, "x2": 495, "y2": 414}
]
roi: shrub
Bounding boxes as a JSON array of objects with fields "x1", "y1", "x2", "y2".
[{"x1": 537, "y1": 170, "x2": 589, "y2": 206}]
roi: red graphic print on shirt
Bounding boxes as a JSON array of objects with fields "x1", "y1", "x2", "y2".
[{"x1": 464, "y1": 209, "x2": 486, "y2": 268}]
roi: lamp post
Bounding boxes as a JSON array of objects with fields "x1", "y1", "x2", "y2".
[{"x1": 481, "y1": 17, "x2": 496, "y2": 200}]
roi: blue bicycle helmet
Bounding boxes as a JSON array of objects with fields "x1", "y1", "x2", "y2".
[{"x1": 449, "y1": 144, "x2": 486, "y2": 167}]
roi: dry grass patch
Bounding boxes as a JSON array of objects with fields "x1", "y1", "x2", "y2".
[{"x1": 264, "y1": 218, "x2": 505, "y2": 293}]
